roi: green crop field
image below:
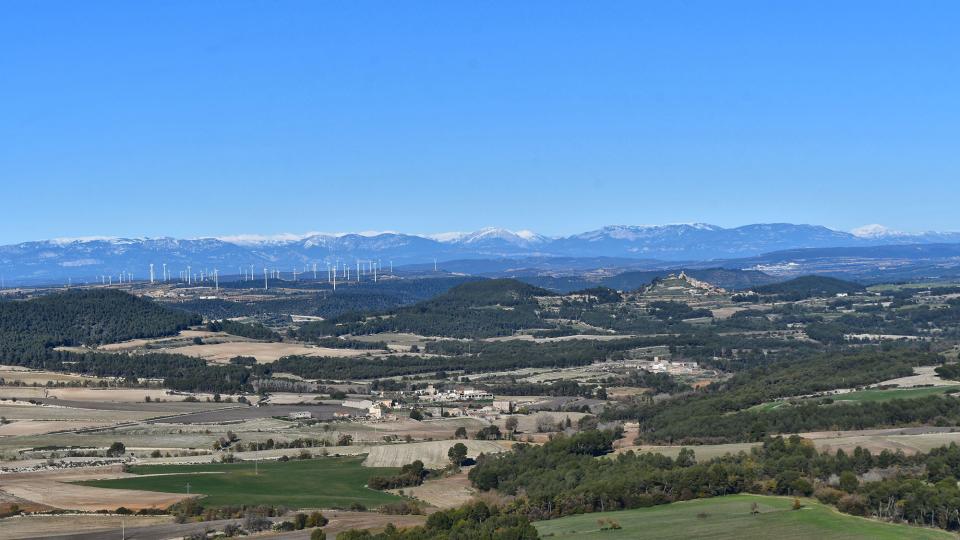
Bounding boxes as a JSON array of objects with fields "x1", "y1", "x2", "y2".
[
  {"x1": 534, "y1": 494, "x2": 952, "y2": 540},
  {"x1": 79, "y1": 456, "x2": 403, "y2": 508}
]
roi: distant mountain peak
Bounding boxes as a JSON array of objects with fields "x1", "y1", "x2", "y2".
[
  {"x1": 431, "y1": 227, "x2": 547, "y2": 245},
  {"x1": 851, "y1": 224, "x2": 906, "y2": 239},
  {"x1": 4, "y1": 222, "x2": 960, "y2": 286}
]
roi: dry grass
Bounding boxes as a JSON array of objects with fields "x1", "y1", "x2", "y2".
[
  {"x1": 174, "y1": 341, "x2": 364, "y2": 363},
  {"x1": 390, "y1": 467, "x2": 477, "y2": 509},
  {"x1": 0, "y1": 387, "x2": 176, "y2": 403},
  {"x1": 0, "y1": 515, "x2": 174, "y2": 540},
  {"x1": 874, "y1": 366, "x2": 955, "y2": 388},
  {"x1": 361, "y1": 440, "x2": 508, "y2": 468},
  {"x1": 0, "y1": 367, "x2": 107, "y2": 386},
  {"x1": 319, "y1": 510, "x2": 425, "y2": 537},
  {"x1": 0, "y1": 420, "x2": 112, "y2": 436}
]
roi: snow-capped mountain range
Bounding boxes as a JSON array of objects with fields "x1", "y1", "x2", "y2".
[{"x1": 2, "y1": 224, "x2": 960, "y2": 285}]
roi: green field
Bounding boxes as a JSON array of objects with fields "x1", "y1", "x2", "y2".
[
  {"x1": 534, "y1": 494, "x2": 952, "y2": 539},
  {"x1": 79, "y1": 456, "x2": 403, "y2": 508}
]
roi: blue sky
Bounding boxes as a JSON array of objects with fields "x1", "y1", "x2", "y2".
[{"x1": 1, "y1": 1, "x2": 958, "y2": 244}]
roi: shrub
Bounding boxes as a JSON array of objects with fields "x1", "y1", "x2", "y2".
[
  {"x1": 814, "y1": 486, "x2": 844, "y2": 505},
  {"x1": 836, "y1": 494, "x2": 867, "y2": 516},
  {"x1": 306, "y1": 511, "x2": 328, "y2": 527}
]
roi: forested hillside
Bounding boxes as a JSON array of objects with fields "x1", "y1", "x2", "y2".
[
  {"x1": 0, "y1": 289, "x2": 252, "y2": 392},
  {"x1": 753, "y1": 275, "x2": 865, "y2": 299},
  {"x1": 295, "y1": 279, "x2": 556, "y2": 338},
  {"x1": 0, "y1": 289, "x2": 200, "y2": 357},
  {"x1": 603, "y1": 347, "x2": 945, "y2": 443}
]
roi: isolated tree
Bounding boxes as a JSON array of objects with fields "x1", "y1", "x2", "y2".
[
  {"x1": 448, "y1": 442, "x2": 468, "y2": 467},
  {"x1": 106, "y1": 441, "x2": 126, "y2": 457},
  {"x1": 409, "y1": 409, "x2": 424, "y2": 421},
  {"x1": 454, "y1": 426, "x2": 468, "y2": 439},
  {"x1": 505, "y1": 417, "x2": 519, "y2": 433}
]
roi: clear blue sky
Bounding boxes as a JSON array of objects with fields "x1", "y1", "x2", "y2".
[{"x1": 1, "y1": 1, "x2": 958, "y2": 244}]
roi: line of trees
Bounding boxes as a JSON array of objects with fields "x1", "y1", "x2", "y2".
[{"x1": 207, "y1": 319, "x2": 281, "y2": 341}]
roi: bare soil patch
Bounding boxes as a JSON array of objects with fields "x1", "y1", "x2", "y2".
[
  {"x1": 0, "y1": 515, "x2": 173, "y2": 540},
  {"x1": 0, "y1": 465, "x2": 189, "y2": 511}
]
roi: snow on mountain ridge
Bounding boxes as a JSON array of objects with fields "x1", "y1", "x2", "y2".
[{"x1": 851, "y1": 224, "x2": 908, "y2": 239}]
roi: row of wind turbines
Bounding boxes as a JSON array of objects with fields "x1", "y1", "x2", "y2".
[{"x1": 95, "y1": 258, "x2": 425, "y2": 292}]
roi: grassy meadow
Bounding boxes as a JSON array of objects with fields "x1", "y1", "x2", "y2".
[{"x1": 534, "y1": 494, "x2": 952, "y2": 540}]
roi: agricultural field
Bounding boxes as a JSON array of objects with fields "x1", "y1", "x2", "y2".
[
  {"x1": 361, "y1": 439, "x2": 508, "y2": 468},
  {"x1": 0, "y1": 366, "x2": 107, "y2": 386},
  {"x1": 831, "y1": 385, "x2": 960, "y2": 403},
  {"x1": 750, "y1": 385, "x2": 960, "y2": 412},
  {"x1": 79, "y1": 456, "x2": 403, "y2": 508},
  {"x1": 621, "y1": 427, "x2": 960, "y2": 461},
  {"x1": 533, "y1": 494, "x2": 952, "y2": 540},
  {"x1": 5, "y1": 275, "x2": 960, "y2": 538},
  {"x1": 0, "y1": 465, "x2": 190, "y2": 511}
]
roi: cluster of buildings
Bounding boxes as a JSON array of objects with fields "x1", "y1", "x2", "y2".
[
  {"x1": 342, "y1": 398, "x2": 397, "y2": 419},
  {"x1": 415, "y1": 384, "x2": 494, "y2": 402},
  {"x1": 641, "y1": 357, "x2": 700, "y2": 375}
]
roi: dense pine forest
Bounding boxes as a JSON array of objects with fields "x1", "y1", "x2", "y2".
[
  {"x1": 0, "y1": 289, "x2": 251, "y2": 392},
  {"x1": 0, "y1": 289, "x2": 200, "y2": 359}
]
